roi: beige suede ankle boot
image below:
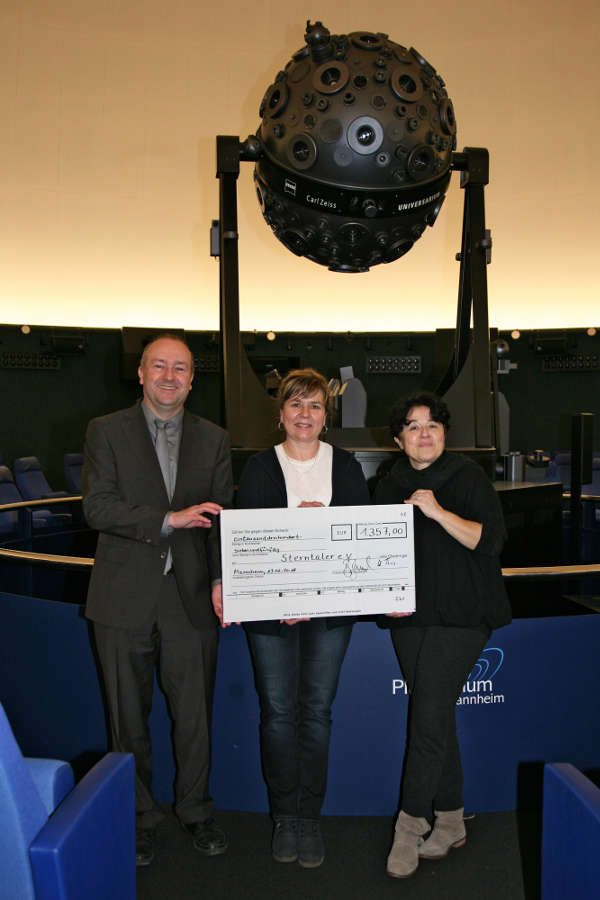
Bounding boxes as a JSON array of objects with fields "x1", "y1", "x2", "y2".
[
  {"x1": 386, "y1": 810, "x2": 430, "y2": 878},
  {"x1": 418, "y1": 808, "x2": 466, "y2": 859}
]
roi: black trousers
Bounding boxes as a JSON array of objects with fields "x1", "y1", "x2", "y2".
[
  {"x1": 94, "y1": 573, "x2": 218, "y2": 829},
  {"x1": 391, "y1": 624, "x2": 490, "y2": 819}
]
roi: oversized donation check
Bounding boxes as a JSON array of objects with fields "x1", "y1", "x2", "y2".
[{"x1": 220, "y1": 504, "x2": 415, "y2": 623}]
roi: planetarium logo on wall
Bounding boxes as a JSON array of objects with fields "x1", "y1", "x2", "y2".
[
  {"x1": 456, "y1": 647, "x2": 505, "y2": 707},
  {"x1": 392, "y1": 647, "x2": 506, "y2": 707}
]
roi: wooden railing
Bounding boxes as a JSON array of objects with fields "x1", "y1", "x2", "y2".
[{"x1": 1, "y1": 496, "x2": 599, "y2": 577}]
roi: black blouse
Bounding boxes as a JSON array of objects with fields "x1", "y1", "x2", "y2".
[{"x1": 373, "y1": 451, "x2": 511, "y2": 630}]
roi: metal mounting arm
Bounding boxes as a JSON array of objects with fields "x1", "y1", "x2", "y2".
[
  {"x1": 214, "y1": 138, "x2": 496, "y2": 455},
  {"x1": 436, "y1": 147, "x2": 495, "y2": 450},
  {"x1": 215, "y1": 136, "x2": 277, "y2": 448}
]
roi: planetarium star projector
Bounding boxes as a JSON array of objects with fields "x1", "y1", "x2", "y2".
[{"x1": 253, "y1": 21, "x2": 457, "y2": 273}]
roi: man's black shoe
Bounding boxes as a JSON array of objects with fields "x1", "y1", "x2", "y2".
[
  {"x1": 181, "y1": 818, "x2": 228, "y2": 856},
  {"x1": 136, "y1": 828, "x2": 155, "y2": 867}
]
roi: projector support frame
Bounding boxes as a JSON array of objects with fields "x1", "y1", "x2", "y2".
[{"x1": 213, "y1": 136, "x2": 496, "y2": 456}]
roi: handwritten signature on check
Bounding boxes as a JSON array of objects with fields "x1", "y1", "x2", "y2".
[{"x1": 342, "y1": 553, "x2": 404, "y2": 578}]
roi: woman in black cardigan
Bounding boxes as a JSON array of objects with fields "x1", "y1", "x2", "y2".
[
  {"x1": 374, "y1": 391, "x2": 511, "y2": 879},
  {"x1": 236, "y1": 368, "x2": 369, "y2": 869}
]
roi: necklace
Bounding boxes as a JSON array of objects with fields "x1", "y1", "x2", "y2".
[{"x1": 281, "y1": 442, "x2": 321, "y2": 472}]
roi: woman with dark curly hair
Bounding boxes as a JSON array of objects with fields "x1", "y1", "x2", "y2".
[
  {"x1": 235, "y1": 368, "x2": 370, "y2": 869},
  {"x1": 374, "y1": 391, "x2": 511, "y2": 879}
]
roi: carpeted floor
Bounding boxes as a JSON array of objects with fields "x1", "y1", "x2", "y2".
[{"x1": 137, "y1": 808, "x2": 541, "y2": 900}]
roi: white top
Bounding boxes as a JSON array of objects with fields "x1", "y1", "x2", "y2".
[{"x1": 275, "y1": 441, "x2": 333, "y2": 508}]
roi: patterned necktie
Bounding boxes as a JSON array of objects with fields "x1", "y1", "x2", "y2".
[
  {"x1": 155, "y1": 419, "x2": 173, "y2": 500},
  {"x1": 155, "y1": 419, "x2": 174, "y2": 574}
]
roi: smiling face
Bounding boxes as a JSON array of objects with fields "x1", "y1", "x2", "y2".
[
  {"x1": 280, "y1": 389, "x2": 327, "y2": 449},
  {"x1": 394, "y1": 404, "x2": 446, "y2": 470},
  {"x1": 138, "y1": 337, "x2": 194, "y2": 419}
]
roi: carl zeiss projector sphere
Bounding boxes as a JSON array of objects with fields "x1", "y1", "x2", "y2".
[{"x1": 253, "y1": 21, "x2": 457, "y2": 272}]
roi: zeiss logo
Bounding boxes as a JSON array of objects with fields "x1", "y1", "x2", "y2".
[
  {"x1": 392, "y1": 647, "x2": 506, "y2": 707},
  {"x1": 284, "y1": 178, "x2": 297, "y2": 197}
]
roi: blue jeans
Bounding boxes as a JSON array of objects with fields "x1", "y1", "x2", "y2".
[{"x1": 246, "y1": 619, "x2": 352, "y2": 819}]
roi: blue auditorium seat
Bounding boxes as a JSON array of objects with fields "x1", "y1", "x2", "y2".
[
  {"x1": 546, "y1": 452, "x2": 600, "y2": 562},
  {"x1": 545, "y1": 451, "x2": 600, "y2": 492},
  {"x1": 13, "y1": 456, "x2": 69, "y2": 501},
  {"x1": 13, "y1": 457, "x2": 72, "y2": 527},
  {"x1": 0, "y1": 465, "x2": 24, "y2": 535},
  {"x1": 0, "y1": 466, "x2": 52, "y2": 535},
  {"x1": 0, "y1": 701, "x2": 135, "y2": 900},
  {"x1": 542, "y1": 763, "x2": 600, "y2": 899},
  {"x1": 63, "y1": 453, "x2": 83, "y2": 495}
]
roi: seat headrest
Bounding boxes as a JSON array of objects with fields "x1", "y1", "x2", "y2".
[
  {"x1": 0, "y1": 466, "x2": 15, "y2": 484},
  {"x1": 14, "y1": 457, "x2": 42, "y2": 473}
]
